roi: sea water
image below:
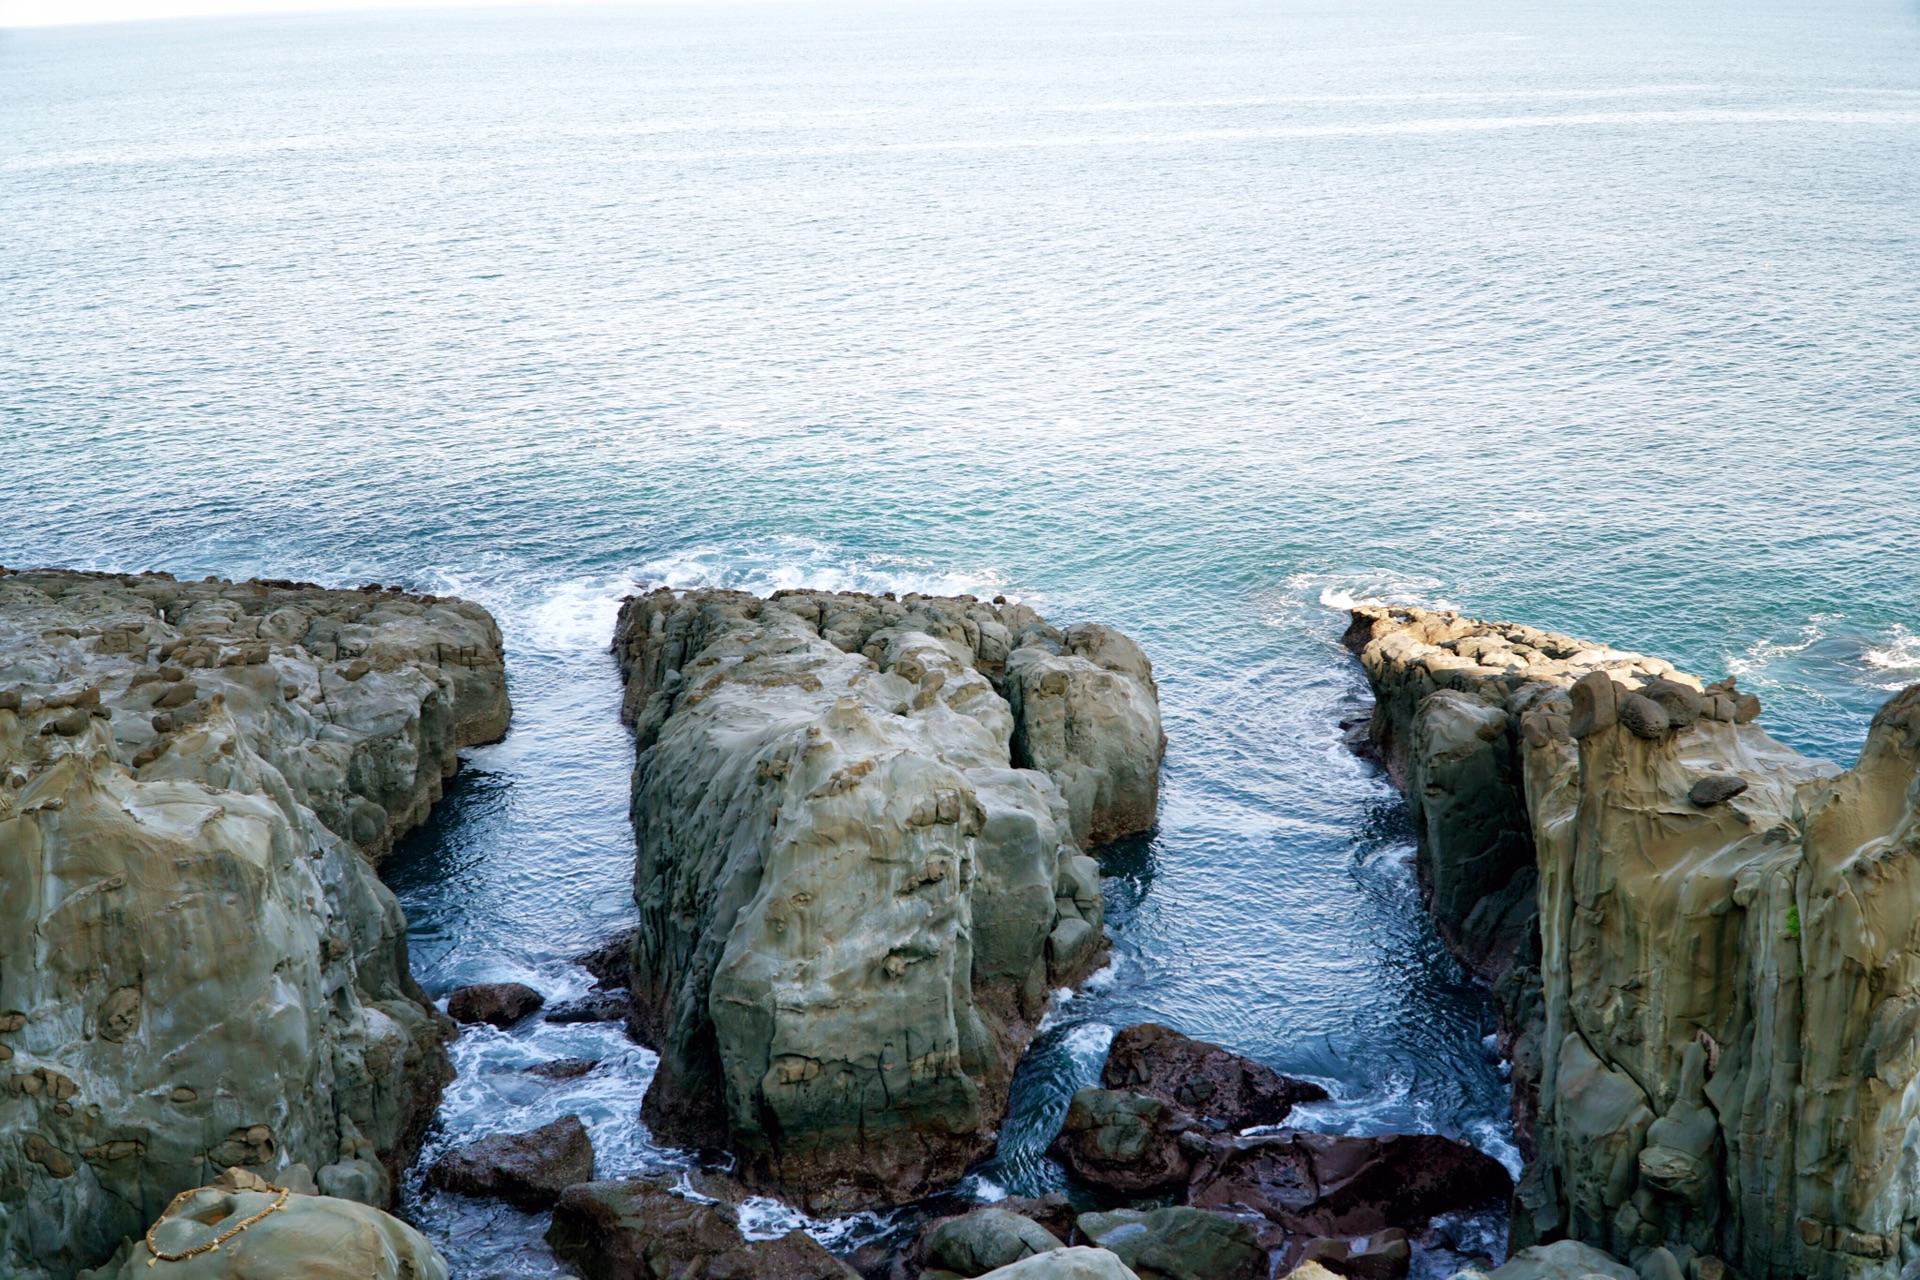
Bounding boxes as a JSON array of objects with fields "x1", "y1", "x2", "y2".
[{"x1": 4, "y1": 0, "x2": 1918, "y2": 1271}]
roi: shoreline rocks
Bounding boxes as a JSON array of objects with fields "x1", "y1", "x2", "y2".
[
  {"x1": 0, "y1": 569, "x2": 509, "y2": 1280},
  {"x1": 610, "y1": 588, "x2": 1163, "y2": 1210},
  {"x1": 1346, "y1": 603, "x2": 1920, "y2": 1280},
  {"x1": 547, "y1": 1178, "x2": 859, "y2": 1280}
]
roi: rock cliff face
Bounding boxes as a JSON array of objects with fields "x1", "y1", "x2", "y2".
[
  {"x1": 611, "y1": 588, "x2": 1163, "y2": 1210},
  {"x1": 0, "y1": 569, "x2": 509, "y2": 1279},
  {"x1": 1347, "y1": 604, "x2": 1920, "y2": 1280}
]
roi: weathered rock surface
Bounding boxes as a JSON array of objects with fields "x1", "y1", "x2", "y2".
[
  {"x1": 1077, "y1": 1206, "x2": 1265, "y2": 1280},
  {"x1": 0, "y1": 569, "x2": 509, "y2": 1280},
  {"x1": 975, "y1": 1248, "x2": 1141, "y2": 1280},
  {"x1": 88, "y1": 1172, "x2": 450, "y2": 1279},
  {"x1": 446, "y1": 980, "x2": 545, "y2": 1026},
  {"x1": 546, "y1": 1178, "x2": 859, "y2": 1280},
  {"x1": 611, "y1": 588, "x2": 1162, "y2": 1209},
  {"x1": 1349, "y1": 604, "x2": 1920, "y2": 1280},
  {"x1": 426, "y1": 1113, "x2": 594, "y2": 1208},
  {"x1": 1101, "y1": 1022, "x2": 1327, "y2": 1131}
]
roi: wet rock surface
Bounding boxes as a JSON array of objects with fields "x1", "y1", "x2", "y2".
[
  {"x1": 0, "y1": 569, "x2": 509, "y2": 1280},
  {"x1": 446, "y1": 980, "x2": 545, "y2": 1026},
  {"x1": 1101, "y1": 1022, "x2": 1327, "y2": 1131},
  {"x1": 1349, "y1": 604, "x2": 1920, "y2": 1280},
  {"x1": 547, "y1": 1178, "x2": 860, "y2": 1280},
  {"x1": 610, "y1": 588, "x2": 1161, "y2": 1209},
  {"x1": 426, "y1": 1113, "x2": 594, "y2": 1208}
]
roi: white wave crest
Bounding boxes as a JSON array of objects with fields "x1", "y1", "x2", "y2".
[{"x1": 1283, "y1": 571, "x2": 1452, "y2": 613}]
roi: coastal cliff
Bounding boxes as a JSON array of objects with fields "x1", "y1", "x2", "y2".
[
  {"x1": 612, "y1": 588, "x2": 1163, "y2": 1210},
  {"x1": 1347, "y1": 604, "x2": 1920, "y2": 1280},
  {"x1": 0, "y1": 569, "x2": 509, "y2": 1279}
]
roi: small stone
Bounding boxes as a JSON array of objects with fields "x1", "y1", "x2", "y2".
[
  {"x1": 1618, "y1": 693, "x2": 1670, "y2": 739},
  {"x1": 1732, "y1": 692, "x2": 1763, "y2": 723},
  {"x1": 170, "y1": 1087, "x2": 197, "y2": 1103},
  {"x1": 1688, "y1": 775, "x2": 1749, "y2": 807}
]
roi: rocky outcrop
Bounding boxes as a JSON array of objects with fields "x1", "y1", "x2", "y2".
[
  {"x1": 79, "y1": 1169, "x2": 450, "y2": 1280},
  {"x1": 546, "y1": 1178, "x2": 859, "y2": 1280},
  {"x1": 426, "y1": 1114, "x2": 594, "y2": 1208},
  {"x1": 0, "y1": 569, "x2": 509, "y2": 1280},
  {"x1": 611, "y1": 588, "x2": 1162, "y2": 1209},
  {"x1": 1347, "y1": 604, "x2": 1920, "y2": 1280}
]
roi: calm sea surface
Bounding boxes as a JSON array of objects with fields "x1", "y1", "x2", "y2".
[{"x1": 5, "y1": 0, "x2": 1919, "y2": 1271}]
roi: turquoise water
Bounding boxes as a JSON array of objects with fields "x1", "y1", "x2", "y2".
[{"x1": 5, "y1": 0, "x2": 1919, "y2": 1272}]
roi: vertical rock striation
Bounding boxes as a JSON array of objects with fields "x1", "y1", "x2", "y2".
[
  {"x1": 0, "y1": 569, "x2": 509, "y2": 1279},
  {"x1": 1346, "y1": 604, "x2": 1920, "y2": 1280},
  {"x1": 611, "y1": 588, "x2": 1163, "y2": 1209}
]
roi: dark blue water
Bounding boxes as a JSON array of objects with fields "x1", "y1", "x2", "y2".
[{"x1": 5, "y1": 0, "x2": 1918, "y2": 1271}]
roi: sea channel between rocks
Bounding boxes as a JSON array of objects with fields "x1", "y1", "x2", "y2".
[{"x1": 7, "y1": 568, "x2": 1915, "y2": 1280}]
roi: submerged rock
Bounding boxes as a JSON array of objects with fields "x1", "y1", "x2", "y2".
[
  {"x1": 546, "y1": 1178, "x2": 858, "y2": 1280},
  {"x1": 427, "y1": 1114, "x2": 594, "y2": 1208},
  {"x1": 610, "y1": 588, "x2": 1162, "y2": 1209},
  {"x1": 1101, "y1": 1022, "x2": 1327, "y2": 1131},
  {"x1": 1349, "y1": 604, "x2": 1920, "y2": 1280},
  {"x1": 0, "y1": 569, "x2": 509, "y2": 1280},
  {"x1": 446, "y1": 980, "x2": 545, "y2": 1026}
]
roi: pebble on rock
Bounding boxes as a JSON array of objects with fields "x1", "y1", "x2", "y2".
[
  {"x1": 1688, "y1": 775, "x2": 1750, "y2": 808},
  {"x1": 1618, "y1": 693, "x2": 1671, "y2": 740}
]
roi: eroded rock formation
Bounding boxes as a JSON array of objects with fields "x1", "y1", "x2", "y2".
[
  {"x1": 611, "y1": 588, "x2": 1163, "y2": 1210},
  {"x1": 1347, "y1": 603, "x2": 1920, "y2": 1280},
  {"x1": 0, "y1": 569, "x2": 509, "y2": 1279}
]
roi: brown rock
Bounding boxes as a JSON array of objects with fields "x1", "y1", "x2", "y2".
[
  {"x1": 1617, "y1": 694, "x2": 1670, "y2": 740},
  {"x1": 1102, "y1": 1023, "x2": 1327, "y2": 1131},
  {"x1": 546, "y1": 1179, "x2": 857, "y2": 1280},
  {"x1": 427, "y1": 1114, "x2": 594, "y2": 1209},
  {"x1": 545, "y1": 992, "x2": 631, "y2": 1024},
  {"x1": 1184, "y1": 1130, "x2": 1512, "y2": 1240},
  {"x1": 1300, "y1": 1230, "x2": 1411, "y2": 1280},
  {"x1": 446, "y1": 982, "x2": 544, "y2": 1027},
  {"x1": 1687, "y1": 774, "x2": 1749, "y2": 807}
]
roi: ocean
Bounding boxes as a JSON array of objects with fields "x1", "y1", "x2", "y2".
[{"x1": 4, "y1": 0, "x2": 1918, "y2": 1270}]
